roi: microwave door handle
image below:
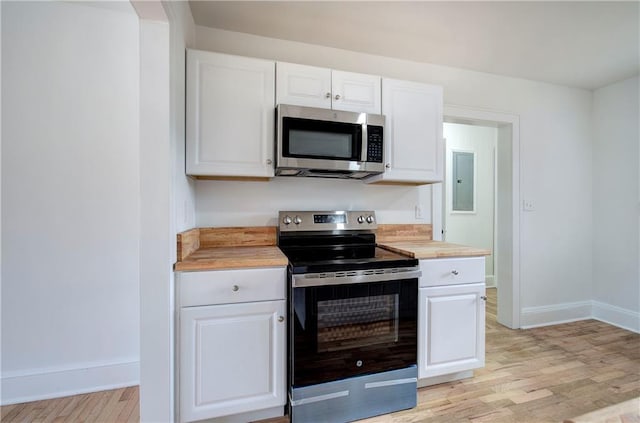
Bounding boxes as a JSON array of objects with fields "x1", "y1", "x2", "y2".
[{"x1": 361, "y1": 123, "x2": 368, "y2": 163}]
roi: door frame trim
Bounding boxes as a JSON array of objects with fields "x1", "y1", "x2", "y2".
[{"x1": 433, "y1": 104, "x2": 521, "y2": 329}]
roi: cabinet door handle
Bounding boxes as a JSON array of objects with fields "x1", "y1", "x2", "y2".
[
  {"x1": 278, "y1": 316, "x2": 285, "y2": 322},
  {"x1": 266, "y1": 159, "x2": 273, "y2": 165},
  {"x1": 334, "y1": 94, "x2": 341, "y2": 100},
  {"x1": 481, "y1": 296, "x2": 487, "y2": 301},
  {"x1": 385, "y1": 163, "x2": 391, "y2": 169},
  {"x1": 451, "y1": 270, "x2": 459, "y2": 276},
  {"x1": 232, "y1": 285, "x2": 239, "y2": 292},
  {"x1": 325, "y1": 92, "x2": 331, "y2": 99}
]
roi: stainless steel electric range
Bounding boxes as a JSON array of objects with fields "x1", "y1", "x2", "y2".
[{"x1": 277, "y1": 210, "x2": 421, "y2": 423}]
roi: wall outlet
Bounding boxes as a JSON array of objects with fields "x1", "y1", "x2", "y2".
[
  {"x1": 415, "y1": 205, "x2": 425, "y2": 220},
  {"x1": 523, "y1": 198, "x2": 535, "y2": 212}
]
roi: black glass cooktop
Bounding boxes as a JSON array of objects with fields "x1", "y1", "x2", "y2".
[{"x1": 278, "y1": 232, "x2": 417, "y2": 274}]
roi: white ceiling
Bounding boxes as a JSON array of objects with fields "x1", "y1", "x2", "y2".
[{"x1": 188, "y1": 1, "x2": 640, "y2": 90}]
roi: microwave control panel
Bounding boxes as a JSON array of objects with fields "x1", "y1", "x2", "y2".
[{"x1": 366, "y1": 125, "x2": 384, "y2": 163}]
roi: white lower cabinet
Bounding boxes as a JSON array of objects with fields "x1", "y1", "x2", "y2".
[
  {"x1": 177, "y1": 268, "x2": 286, "y2": 423},
  {"x1": 418, "y1": 258, "x2": 486, "y2": 383}
]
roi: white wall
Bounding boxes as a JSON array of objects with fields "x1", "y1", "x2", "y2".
[
  {"x1": 592, "y1": 76, "x2": 640, "y2": 332},
  {"x1": 194, "y1": 27, "x2": 594, "y2": 320},
  {"x1": 170, "y1": 2, "x2": 197, "y2": 233},
  {"x1": 443, "y1": 123, "x2": 496, "y2": 281},
  {"x1": 138, "y1": 15, "x2": 172, "y2": 423},
  {"x1": 196, "y1": 178, "x2": 430, "y2": 226},
  {"x1": 138, "y1": 2, "x2": 195, "y2": 422},
  {"x1": 1, "y1": 1, "x2": 140, "y2": 404},
  {"x1": 0, "y1": 0, "x2": 4, "y2": 403},
  {"x1": 496, "y1": 123, "x2": 516, "y2": 326}
]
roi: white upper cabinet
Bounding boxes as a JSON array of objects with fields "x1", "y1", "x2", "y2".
[
  {"x1": 331, "y1": 70, "x2": 381, "y2": 114},
  {"x1": 276, "y1": 62, "x2": 332, "y2": 109},
  {"x1": 276, "y1": 62, "x2": 381, "y2": 114},
  {"x1": 186, "y1": 49, "x2": 275, "y2": 178},
  {"x1": 366, "y1": 78, "x2": 444, "y2": 184}
]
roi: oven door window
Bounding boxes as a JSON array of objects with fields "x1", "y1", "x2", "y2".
[
  {"x1": 317, "y1": 294, "x2": 399, "y2": 352},
  {"x1": 291, "y1": 279, "x2": 417, "y2": 388},
  {"x1": 283, "y1": 117, "x2": 361, "y2": 161}
]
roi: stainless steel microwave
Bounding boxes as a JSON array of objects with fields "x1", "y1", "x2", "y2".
[{"x1": 275, "y1": 104, "x2": 385, "y2": 179}]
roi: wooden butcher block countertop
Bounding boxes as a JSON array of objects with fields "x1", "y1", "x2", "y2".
[
  {"x1": 174, "y1": 224, "x2": 490, "y2": 271},
  {"x1": 379, "y1": 241, "x2": 491, "y2": 259},
  {"x1": 375, "y1": 224, "x2": 491, "y2": 258},
  {"x1": 175, "y1": 245, "x2": 288, "y2": 271},
  {"x1": 174, "y1": 226, "x2": 288, "y2": 271}
]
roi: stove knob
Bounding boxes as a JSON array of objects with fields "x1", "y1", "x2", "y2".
[
  {"x1": 366, "y1": 215, "x2": 375, "y2": 224},
  {"x1": 282, "y1": 215, "x2": 292, "y2": 225},
  {"x1": 293, "y1": 215, "x2": 302, "y2": 225},
  {"x1": 357, "y1": 215, "x2": 365, "y2": 224}
]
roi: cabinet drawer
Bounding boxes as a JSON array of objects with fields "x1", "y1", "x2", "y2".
[
  {"x1": 178, "y1": 267, "x2": 286, "y2": 307},
  {"x1": 419, "y1": 257, "x2": 485, "y2": 287}
]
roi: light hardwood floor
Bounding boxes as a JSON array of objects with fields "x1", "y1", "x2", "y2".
[
  {"x1": 2, "y1": 288, "x2": 638, "y2": 422},
  {"x1": 1, "y1": 385, "x2": 138, "y2": 422},
  {"x1": 359, "y1": 288, "x2": 640, "y2": 423}
]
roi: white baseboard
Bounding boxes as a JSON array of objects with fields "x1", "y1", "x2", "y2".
[
  {"x1": 520, "y1": 300, "x2": 640, "y2": 333},
  {"x1": 592, "y1": 301, "x2": 640, "y2": 334},
  {"x1": 520, "y1": 301, "x2": 592, "y2": 329},
  {"x1": 1, "y1": 359, "x2": 139, "y2": 405},
  {"x1": 485, "y1": 275, "x2": 495, "y2": 288}
]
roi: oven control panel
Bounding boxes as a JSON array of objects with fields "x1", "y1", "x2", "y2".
[{"x1": 279, "y1": 210, "x2": 377, "y2": 232}]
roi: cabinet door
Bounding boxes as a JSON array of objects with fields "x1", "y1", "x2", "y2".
[
  {"x1": 179, "y1": 300, "x2": 286, "y2": 422},
  {"x1": 276, "y1": 62, "x2": 331, "y2": 109},
  {"x1": 368, "y1": 79, "x2": 443, "y2": 184},
  {"x1": 331, "y1": 70, "x2": 381, "y2": 114},
  {"x1": 418, "y1": 283, "x2": 485, "y2": 379},
  {"x1": 186, "y1": 49, "x2": 275, "y2": 178}
]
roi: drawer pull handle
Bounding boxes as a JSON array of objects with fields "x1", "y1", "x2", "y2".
[
  {"x1": 232, "y1": 285, "x2": 239, "y2": 292},
  {"x1": 278, "y1": 316, "x2": 285, "y2": 323},
  {"x1": 481, "y1": 296, "x2": 487, "y2": 301},
  {"x1": 451, "y1": 270, "x2": 459, "y2": 276}
]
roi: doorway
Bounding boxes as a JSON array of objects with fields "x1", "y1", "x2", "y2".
[
  {"x1": 443, "y1": 123, "x2": 497, "y2": 288},
  {"x1": 431, "y1": 105, "x2": 521, "y2": 329}
]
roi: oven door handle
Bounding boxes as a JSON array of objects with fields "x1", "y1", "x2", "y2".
[{"x1": 292, "y1": 267, "x2": 421, "y2": 288}]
